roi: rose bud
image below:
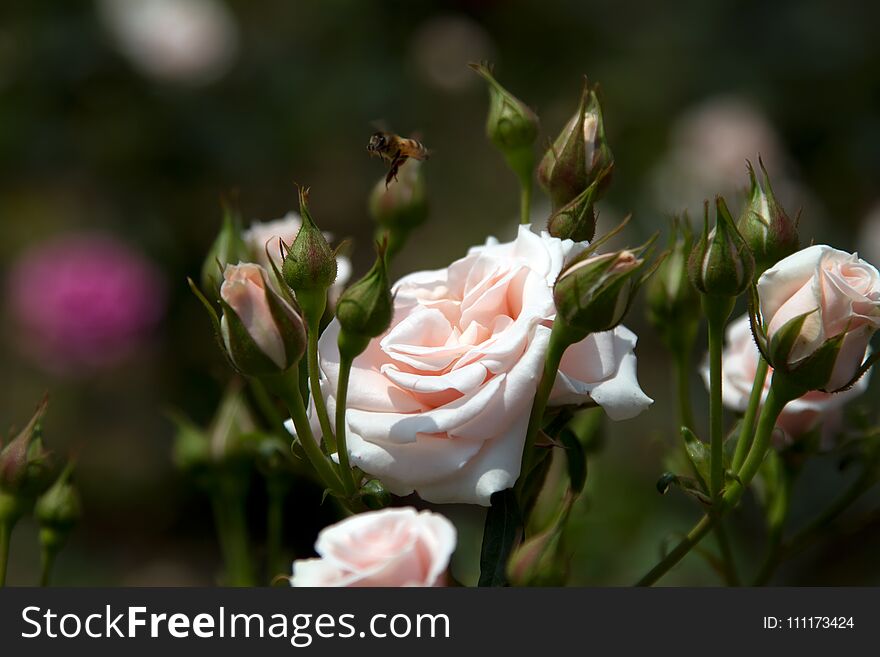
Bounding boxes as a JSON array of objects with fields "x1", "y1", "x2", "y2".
[
  {"x1": 756, "y1": 245, "x2": 880, "y2": 391},
  {"x1": 336, "y1": 243, "x2": 393, "y2": 360},
  {"x1": 368, "y1": 159, "x2": 428, "y2": 260},
  {"x1": 538, "y1": 78, "x2": 613, "y2": 210},
  {"x1": 0, "y1": 396, "x2": 54, "y2": 499},
  {"x1": 220, "y1": 263, "x2": 306, "y2": 376},
  {"x1": 646, "y1": 216, "x2": 700, "y2": 352},
  {"x1": 200, "y1": 204, "x2": 250, "y2": 294},
  {"x1": 171, "y1": 380, "x2": 259, "y2": 477},
  {"x1": 507, "y1": 523, "x2": 567, "y2": 587},
  {"x1": 738, "y1": 159, "x2": 799, "y2": 275},
  {"x1": 35, "y1": 462, "x2": 81, "y2": 558},
  {"x1": 281, "y1": 187, "x2": 338, "y2": 322},
  {"x1": 688, "y1": 196, "x2": 755, "y2": 298},
  {"x1": 554, "y1": 246, "x2": 649, "y2": 338},
  {"x1": 546, "y1": 166, "x2": 611, "y2": 243},
  {"x1": 290, "y1": 507, "x2": 456, "y2": 587},
  {"x1": 470, "y1": 63, "x2": 539, "y2": 187}
]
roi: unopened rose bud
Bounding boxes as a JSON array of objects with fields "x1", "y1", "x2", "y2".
[
  {"x1": 738, "y1": 159, "x2": 799, "y2": 275},
  {"x1": 170, "y1": 381, "x2": 258, "y2": 475},
  {"x1": 0, "y1": 396, "x2": 54, "y2": 500},
  {"x1": 757, "y1": 245, "x2": 880, "y2": 391},
  {"x1": 201, "y1": 204, "x2": 250, "y2": 294},
  {"x1": 554, "y1": 247, "x2": 646, "y2": 338},
  {"x1": 369, "y1": 159, "x2": 428, "y2": 260},
  {"x1": 282, "y1": 187, "x2": 338, "y2": 321},
  {"x1": 507, "y1": 525, "x2": 564, "y2": 587},
  {"x1": 546, "y1": 166, "x2": 611, "y2": 242},
  {"x1": 538, "y1": 79, "x2": 613, "y2": 210},
  {"x1": 688, "y1": 196, "x2": 755, "y2": 297},
  {"x1": 220, "y1": 263, "x2": 306, "y2": 376},
  {"x1": 647, "y1": 217, "x2": 700, "y2": 350},
  {"x1": 35, "y1": 463, "x2": 81, "y2": 554},
  {"x1": 470, "y1": 63, "x2": 539, "y2": 186},
  {"x1": 336, "y1": 244, "x2": 393, "y2": 360}
]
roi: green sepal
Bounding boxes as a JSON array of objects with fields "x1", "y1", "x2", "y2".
[
  {"x1": 767, "y1": 309, "x2": 816, "y2": 370},
  {"x1": 263, "y1": 278, "x2": 306, "y2": 368},
  {"x1": 220, "y1": 298, "x2": 283, "y2": 377}
]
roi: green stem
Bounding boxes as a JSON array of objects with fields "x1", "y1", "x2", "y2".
[
  {"x1": 636, "y1": 514, "x2": 716, "y2": 587},
  {"x1": 673, "y1": 350, "x2": 696, "y2": 431},
  {"x1": 307, "y1": 313, "x2": 337, "y2": 454},
  {"x1": 334, "y1": 354, "x2": 359, "y2": 496},
  {"x1": 515, "y1": 322, "x2": 577, "y2": 500},
  {"x1": 39, "y1": 546, "x2": 57, "y2": 587},
  {"x1": 703, "y1": 295, "x2": 733, "y2": 500},
  {"x1": 732, "y1": 357, "x2": 770, "y2": 472},
  {"x1": 519, "y1": 174, "x2": 532, "y2": 225},
  {"x1": 266, "y1": 373, "x2": 345, "y2": 496},
  {"x1": 714, "y1": 521, "x2": 740, "y2": 586},
  {"x1": 674, "y1": 341, "x2": 738, "y2": 584},
  {"x1": 636, "y1": 379, "x2": 792, "y2": 586},
  {"x1": 0, "y1": 521, "x2": 10, "y2": 587}
]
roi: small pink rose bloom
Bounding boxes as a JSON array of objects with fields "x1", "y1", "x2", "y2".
[
  {"x1": 291, "y1": 508, "x2": 456, "y2": 587},
  {"x1": 703, "y1": 314, "x2": 870, "y2": 444},
  {"x1": 757, "y1": 245, "x2": 880, "y2": 390},
  {"x1": 220, "y1": 262, "x2": 290, "y2": 369},
  {"x1": 308, "y1": 226, "x2": 652, "y2": 505},
  {"x1": 7, "y1": 234, "x2": 165, "y2": 374}
]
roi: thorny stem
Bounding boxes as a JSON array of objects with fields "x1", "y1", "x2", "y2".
[
  {"x1": 703, "y1": 295, "x2": 734, "y2": 500},
  {"x1": 637, "y1": 379, "x2": 793, "y2": 586},
  {"x1": 265, "y1": 372, "x2": 346, "y2": 496},
  {"x1": 515, "y1": 322, "x2": 578, "y2": 502}
]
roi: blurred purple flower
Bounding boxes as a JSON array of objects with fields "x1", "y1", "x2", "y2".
[{"x1": 7, "y1": 234, "x2": 165, "y2": 374}]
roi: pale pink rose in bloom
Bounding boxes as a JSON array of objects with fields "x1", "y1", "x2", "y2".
[
  {"x1": 220, "y1": 263, "x2": 291, "y2": 369},
  {"x1": 6, "y1": 234, "x2": 165, "y2": 374},
  {"x1": 306, "y1": 226, "x2": 652, "y2": 505},
  {"x1": 291, "y1": 508, "x2": 456, "y2": 587},
  {"x1": 242, "y1": 213, "x2": 352, "y2": 298},
  {"x1": 758, "y1": 245, "x2": 880, "y2": 390},
  {"x1": 703, "y1": 314, "x2": 869, "y2": 444}
]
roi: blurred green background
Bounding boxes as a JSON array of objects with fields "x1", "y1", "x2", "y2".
[{"x1": 2, "y1": 0, "x2": 880, "y2": 585}]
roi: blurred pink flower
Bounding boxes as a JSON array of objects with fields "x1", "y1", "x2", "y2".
[{"x1": 7, "y1": 234, "x2": 165, "y2": 374}]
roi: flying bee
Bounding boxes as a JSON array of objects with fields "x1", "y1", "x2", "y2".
[{"x1": 366, "y1": 131, "x2": 430, "y2": 187}]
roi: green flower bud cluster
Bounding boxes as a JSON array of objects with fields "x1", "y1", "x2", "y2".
[{"x1": 539, "y1": 78, "x2": 614, "y2": 212}]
